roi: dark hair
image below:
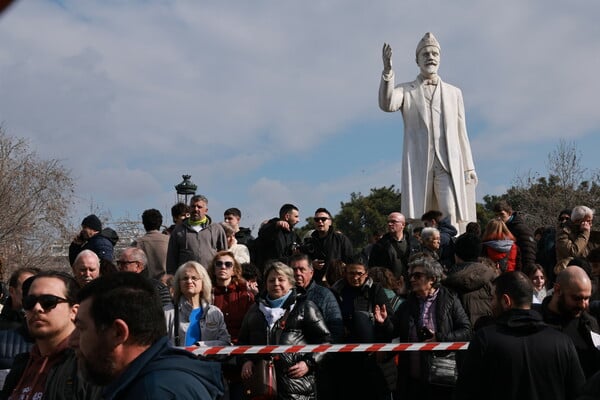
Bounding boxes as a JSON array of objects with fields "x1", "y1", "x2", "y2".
[
  {"x1": 100, "y1": 259, "x2": 119, "y2": 277},
  {"x1": 493, "y1": 271, "x2": 532, "y2": 308},
  {"x1": 76, "y1": 272, "x2": 166, "y2": 345},
  {"x1": 314, "y1": 208, "x2": 332, "y2": 219},
  {"x1": 421, "y1": 210, "x2": 443, "y2": 222},
  {"x1": 527, "y1": 264, "x2": 547, "y2": 280},
  {"x1": 171, "y1": 202, "x2": 189, "y2": 219},
  {"x1": 241, "y1": 262, "x2": 261, "y2": 284},
  {"x1": 288, "y1": 253, "x2": 313, "y2": 270},
  {"x1": 29, "y1": 270, "x2": 80, "y2": 305},
  {"x1": 558, "y1": 208, "x2": 572, "y2": 220},
  {"x1": 454, "y1": 233, "x2": 482, "y2": 262},
  {"x1": 224, "y1": 208, "x2": 242, "y2": 218},
  {"x1": 368, "y1": 267, "x2": 400, "y2": 291},
  {"x1": 412, "y1": 226, "x2": 423, "y2": 235},
  {"x1": 141, "y1": 209, "x2": 163, "y2": 231},
  {"x1": 465, "y1": 222, "x2": 481, "y2": 237},
  {"x1": 493, "y1": 200, "x2": 513, "y2": 214},
  {"x1": 9, "y1": 267, "x2": 41, "y2": 288},
  {"x1": 279, "y1": 204, "x2": 298, "y2": 219},
  {"x1": 588, "y1": 247, "x2": 600, "y2": 263}
]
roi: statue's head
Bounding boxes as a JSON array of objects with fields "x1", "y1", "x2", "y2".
[{"x1": 415, "y1": 32, "x2": 441, "y2": 77}]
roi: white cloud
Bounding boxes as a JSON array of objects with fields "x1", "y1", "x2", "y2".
[{"x1": 1, "y1": 0, "x2": 599, "y2": 231}]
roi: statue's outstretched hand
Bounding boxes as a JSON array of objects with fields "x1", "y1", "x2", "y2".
[{"x1": 382, "y1": 43, "x2": 393, "y2": 74}]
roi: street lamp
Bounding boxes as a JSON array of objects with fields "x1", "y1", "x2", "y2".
[{"x1": 174, "y1": 174, "x2": 197, "y2": 205}]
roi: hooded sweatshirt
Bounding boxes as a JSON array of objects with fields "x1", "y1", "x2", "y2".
[{"x1": 102, "y1": 336, "x2": 223, "y2": 400}]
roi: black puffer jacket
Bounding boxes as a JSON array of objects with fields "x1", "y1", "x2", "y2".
[
  {"x1": 443, "y1": 262, "x2": 496, "y2": 326},
  {"x1": 505, "y1": 212, "x2": 536, "y2": 273},
  {"x1": 238, "y1": 289, "x2": 331, "y2": 400}
]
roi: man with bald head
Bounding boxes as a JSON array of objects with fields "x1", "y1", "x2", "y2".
[
  {"x1": 540, "y1": 266, "x2": 600, "y2": 378},
  {"x1": 369, "y1": 212, "x2": 412, "y2": 280}
]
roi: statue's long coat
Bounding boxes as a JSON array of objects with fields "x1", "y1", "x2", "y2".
[{"x1": 379, "y1": 72, "x2": 476, "y2": 224}]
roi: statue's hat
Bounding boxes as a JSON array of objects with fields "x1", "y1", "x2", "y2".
[{"x1": 416, "y1": 32, "x2": 440, "y2": 56}]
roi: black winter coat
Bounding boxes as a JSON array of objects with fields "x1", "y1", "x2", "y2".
[
  {"x1": 306, "y1": 228, "x2": 354, "y2": 283},
  {"x1": 238, "y1": 289, "x2": 331, "y2": 400},
  {"x1": 254, "y1": 218, "x2": 300, "y2": 268},
  {"x1": 505, "y1": 212, "x2": 536, "y2": 272},
  {"x1": 443, "y1": 262, "x2": 496, "y2": 326},
  {"x1": 394, "y1": 286, "x2": 471, "y2": 392},
  {"x1": 455, "y1": 309, "x2": 585, "y2": 400},
  {"x1": 368, "y1": 232, "x2": 412, "y2": 279}
]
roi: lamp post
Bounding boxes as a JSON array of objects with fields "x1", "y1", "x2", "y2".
[{"x1": 174, "y1": 174, "x2": 197, "y2": 205}]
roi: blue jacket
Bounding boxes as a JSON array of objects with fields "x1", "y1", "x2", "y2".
[{"x1": 102, "y1": 336, "x2": 223, "y2": 400}]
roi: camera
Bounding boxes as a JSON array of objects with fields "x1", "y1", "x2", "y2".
[{"x1": 418, "y1": 326, "x2": 434, "y2": 341}]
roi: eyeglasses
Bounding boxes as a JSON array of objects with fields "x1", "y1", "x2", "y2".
[
  {"x1": 180, "y1": 276, "x2": 200, "y2": 282},
  {"x1": 409, "y1": 272, "x2": 426, "y2": 280},
  {"x1": 23, "y1": 294, "x2": 68, "y2": 312},
  {"x1": 314, "y1": 217, "x2": 330, "y2": 223},
  {"x1": 117, "y1": 260, "x2": 138, "y2": 266},
  {"x1": 215, "y1": 260, "x2": 234, "y2": 269},
  {"x1": 387, "y1": 220, "x2": 404, "y2": 224}
]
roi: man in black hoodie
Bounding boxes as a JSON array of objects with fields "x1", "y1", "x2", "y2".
[{"x1": 455, "y1": 271, "x2": 585, "y2": 400}]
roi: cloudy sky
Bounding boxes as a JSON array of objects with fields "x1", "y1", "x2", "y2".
[{"x1": 1, "y1": 1, "x2": 599, "y2": 234}]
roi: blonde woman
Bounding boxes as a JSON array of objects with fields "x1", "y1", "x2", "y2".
[{"x1": 165, "y1": 261, "x2": 230, "y2": 346}]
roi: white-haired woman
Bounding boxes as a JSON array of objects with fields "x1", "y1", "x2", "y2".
[
  {"x1": 384, "y1": 256, "x2": 471, "y2": 400},
  {"x1": 165, "y1": 261, "x2": 230, "y2": 346}
]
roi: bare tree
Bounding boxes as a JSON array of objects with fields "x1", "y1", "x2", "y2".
[
  {"x1": 484, "y1": 140, "x2": 600, "y2": 229},
  {"x1": 0, "y1": 129, "x2": 74, "y2": 275}
]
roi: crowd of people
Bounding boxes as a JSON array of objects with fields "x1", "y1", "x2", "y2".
[{"x1": 1, "y1": 195, "x2": 600, "y2": 399}]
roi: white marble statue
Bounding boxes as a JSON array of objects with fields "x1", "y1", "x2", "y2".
[{"x1": 379, "y1": 32, "x2": 477, "y2": 231}]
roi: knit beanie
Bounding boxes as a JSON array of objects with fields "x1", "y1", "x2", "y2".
[{"x1": 81, "y1": 214, "x2": 102, "y2": 232}]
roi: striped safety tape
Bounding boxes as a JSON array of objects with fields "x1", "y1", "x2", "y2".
[{"x1": 184, "y1": 342, "x2": 469, "y2": 357}]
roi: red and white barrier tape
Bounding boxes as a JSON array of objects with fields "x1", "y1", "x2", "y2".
[{"x1": 185, "y1": 342, "x2": 469, "y2": 357}]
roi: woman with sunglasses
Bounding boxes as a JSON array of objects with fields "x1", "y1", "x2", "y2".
[
  {"x1": 388, "y1": 255, "x2": 471, "y2": 400},
  {"x1": 209, "y1": 251, "x2": 254, "y2": 344},
  {"x1": 164, "y1": 261, "x2": 230, "y2": 347}
]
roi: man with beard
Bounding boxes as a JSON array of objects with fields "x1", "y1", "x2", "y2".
[
  {"x1": 1, "y1": 271, "x2": 101, "y2": 399},
  {"x1": 456, "y1": 271, "x2": 585, "y2": 400},
  {"x1": 70, "y1": 272, "x2": 223, "y2": 399},
  {"x1": 72, "y1": 250, "x2": 101, "y2": 288},
  {"x1": 539, "y1": 266, "x2": 600, "y2": 378}
]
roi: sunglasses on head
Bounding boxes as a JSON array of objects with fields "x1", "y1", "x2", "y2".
[
  {"x1": 215, "y1": 260, "x2": 234, "y2": 268},
  {"x1": 23, "y1": 294, "x2": 69, "y2": 312}
]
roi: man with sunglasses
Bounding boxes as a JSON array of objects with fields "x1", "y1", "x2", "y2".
[
  {"x1": 1, "y1": 271, "x2": 101, "y2": 399},
  {"x1": 304, "y1": 208, "x2": 354, "y2": 284}
]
